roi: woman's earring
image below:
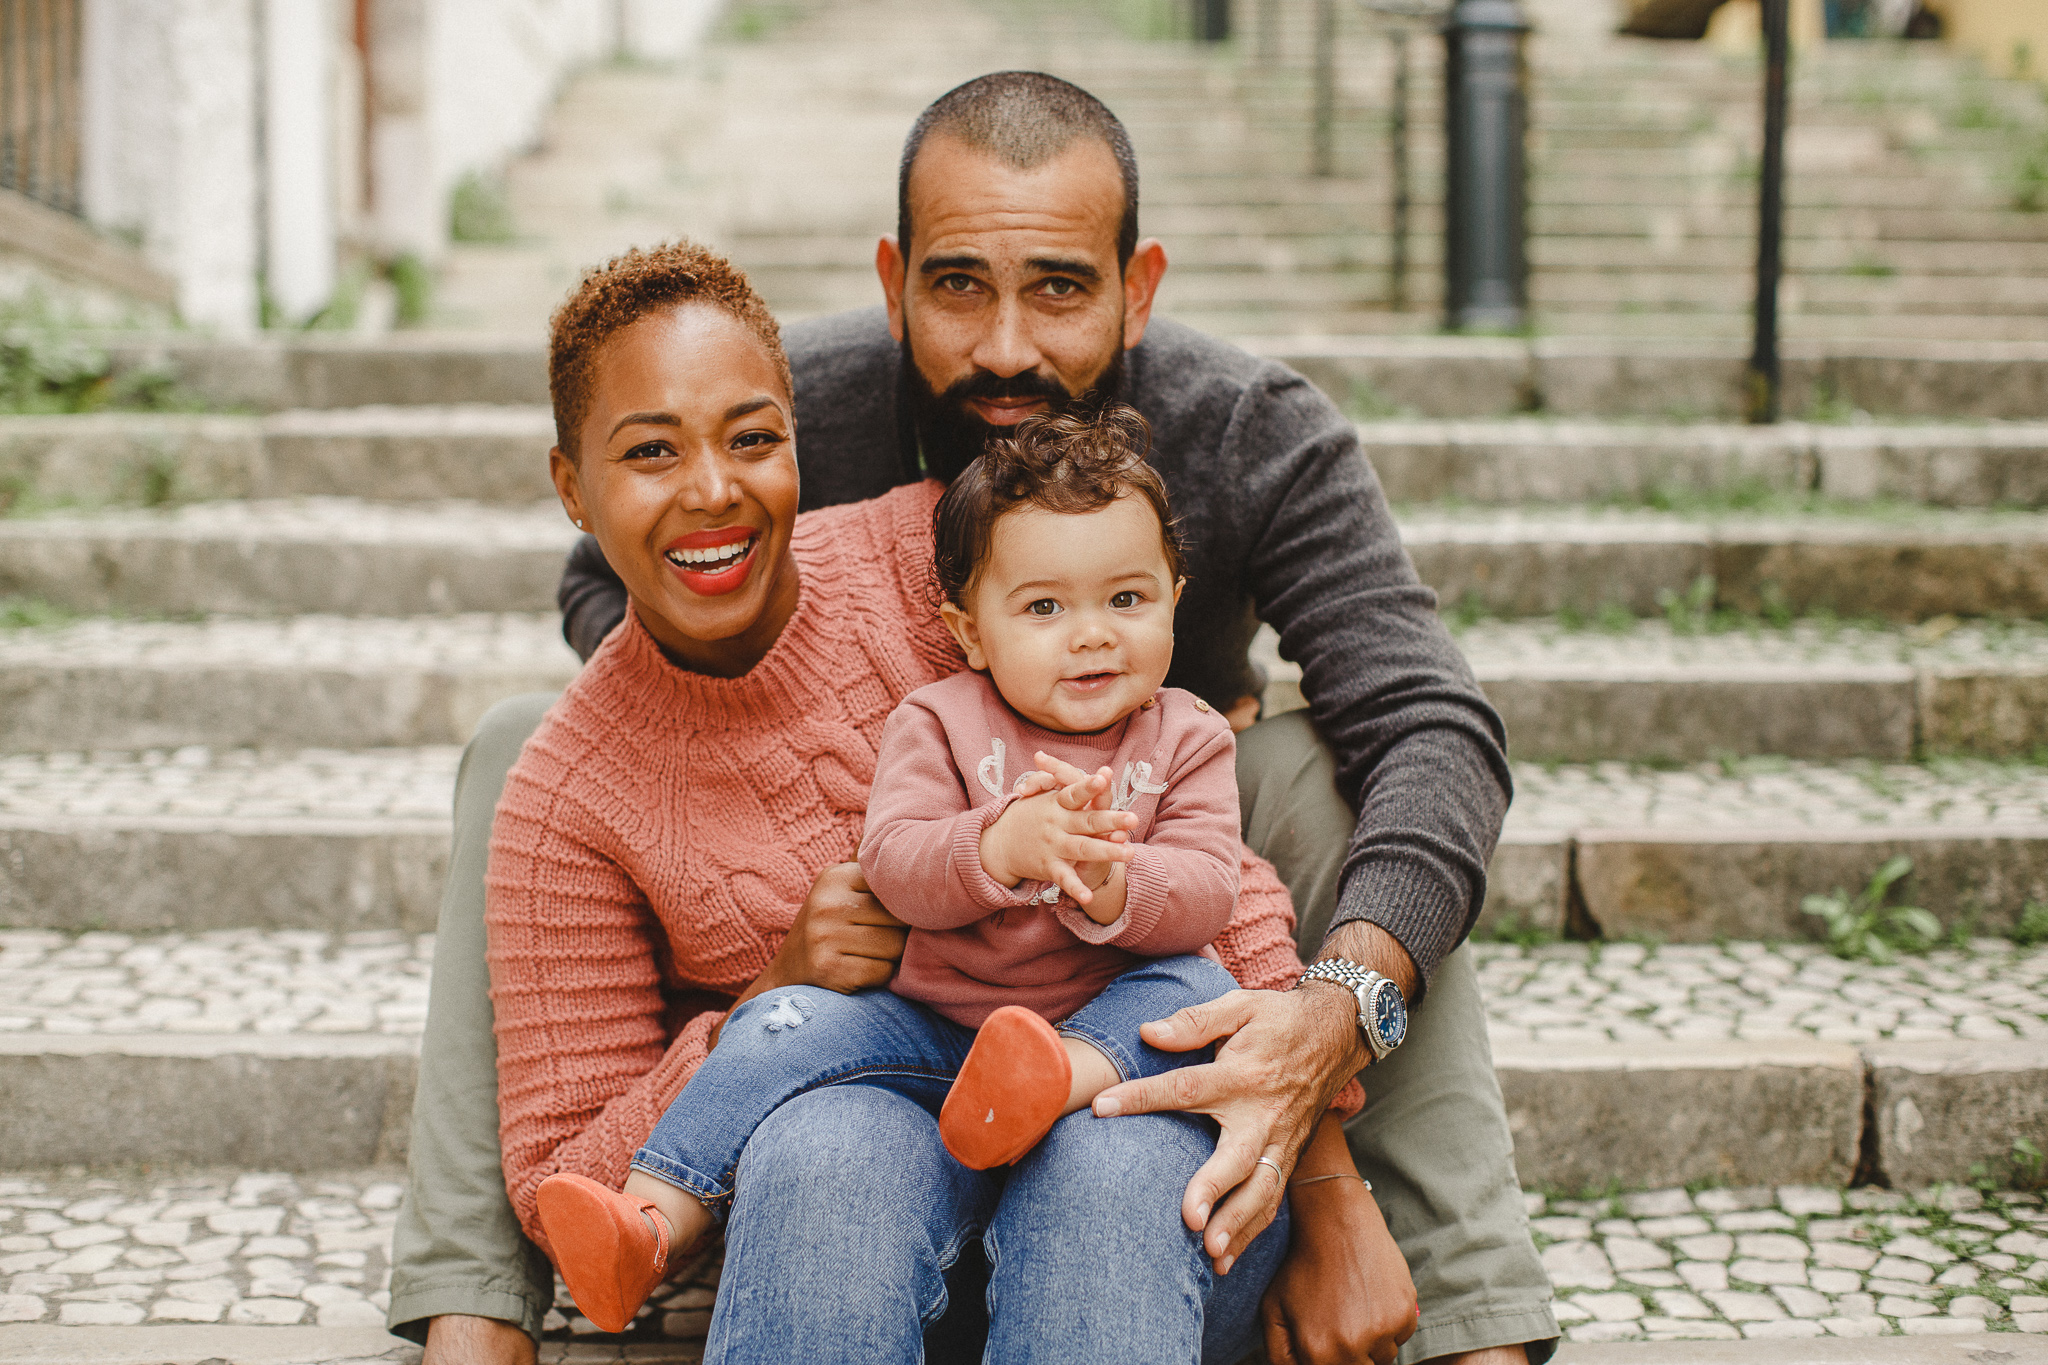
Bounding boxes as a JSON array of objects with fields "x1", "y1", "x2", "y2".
[{"x1": 575, "y1": 519, "x2": 584, "y2": 529}]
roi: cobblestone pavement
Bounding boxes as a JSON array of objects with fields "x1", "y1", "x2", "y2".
[
  {"x1": 0, "y1": 614, "x2": 576, "y2": 670},
  {"x1": 0, "y1": 748, "x2": 458, "y2": 821},
  {"x1": 5, "y1": 930, "x2": 2048, "y2": 1051},
  {"x1": 0, "y1": 931, "x2": 431, "y2": 1036},
  {"x1": 5, "y1": 1168, "x2": 2048, "y2": 1343},
  {"x1": 8, "y1": 743, "x2": 2047, "y2": 830},
  {"x1": 1449, "y1": 616, "x2": 2048, "y2": 672},
  {"x1": 0, "y1": 499, "x2": 575, "y2": 548},
  {"x1": 1528, "y1": 1183, "x2": 2048, "y2": 1343},
  {"x1": 1505, "y1": 756, "x2": 2048, "y2": 831},
  {"x1": 1474, "y1": 941, "x2": 2048, "y2": 1047},
  {"x1": 0, "y1": 1169, "x2": 718, "y2": 1336}
]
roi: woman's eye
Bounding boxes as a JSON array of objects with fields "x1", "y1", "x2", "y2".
[
  {"x1": 1110, "y1": 591, "x2": 1140, "y2": 609},
  {"x1": 1027, "y1": 599, "x2": 1060, "y2": 617},
  {"x1": 732, "y1": 430, "x2": 781, "y2": 452},
  {"x1": 623, "y1": 442, "x2": 670, "y2": 462}
]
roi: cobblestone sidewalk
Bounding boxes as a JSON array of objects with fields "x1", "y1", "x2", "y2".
[
  {"x1": 1529, "y1": 1183, "x2": 2048, "y2": 1343},
  {"x1": 6, "y1": 1169, "x2": 2048, "y2": 1343},
  {"x1": 5, "y1": 932, "x2": 2048, "y2": 1047}
]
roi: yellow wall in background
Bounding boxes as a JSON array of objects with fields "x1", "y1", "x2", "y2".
[{"x1": 1928, "y1": 0, "x2": 2048, "y2": 78}]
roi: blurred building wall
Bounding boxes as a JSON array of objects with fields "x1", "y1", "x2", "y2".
[
  {"x1": 65, "y1": 0, "x2": 720, "y2": 332},
  {"x1": 1928, "y1": 0, "x2": 2048, "y2": 79}
]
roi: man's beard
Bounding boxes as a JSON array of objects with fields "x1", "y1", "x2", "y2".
[{"x1": 901, "y1": 334, "x2": 1128, "y2": 484}]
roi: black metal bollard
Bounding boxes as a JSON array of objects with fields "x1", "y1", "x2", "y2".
[
  {"x1": 1442, "y1": 0, "x2": 1529, "y2": 331},
  {"x1": 1196, "y1": 0, "x2": 1231, "y2": 41},
  {"x1": 1747, "y1": 0, "x2": 1791, "y2": 423}
]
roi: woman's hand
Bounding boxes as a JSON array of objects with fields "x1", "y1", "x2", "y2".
[
  {"x1": 1261, "y1": 1124, "x2": 1418, "y2": 1365},
  {"x1": 723, "y1": 864, "x2": 908, "y2": 1036}
]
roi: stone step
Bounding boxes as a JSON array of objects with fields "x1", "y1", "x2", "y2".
[
  {"x1": 0, "y1": 501, "x2": 576, "y2": 617},
  {"x1": 1264, "y1": 616, "x2": 2048, "y2": 761},
  {"x1": 1484, "y1": 755, "x2": 2048, "y2": 940},
  {"x1": 88, "y1": 336, "x2": 2048, "y2": 420},
  {"x1": 7, "y1": 611, "x2": 2048, "y2": 758},
  {"x1": 0, "y1": 409, "x2": 557, "y2": 510},
  {"x1": 11, "y1": 744, "x2": 2048, "y2": 942},
  {"x1": 0, "y1": 615, "x2": 576, "y2": 752},
  {"x1": 1, "y1": 929, "x2": 2043, "y2": 1193},
  {"x1": 0, "y1": 747, "x2": 457, "y2": 936},
  {"x1": 10, "y1": 410, "x2": 2045, "y2": 515},
  {"x1": 1366, "y1": 420, "x2": 2048, "y2": 509},
  {"x1": 8, "y1": 499, "x2": 2044, "y2": 620}
]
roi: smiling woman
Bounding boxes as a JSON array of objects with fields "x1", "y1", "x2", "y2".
[{"x1": 544, "y1": 252, "x2": 802, "y2": 679}]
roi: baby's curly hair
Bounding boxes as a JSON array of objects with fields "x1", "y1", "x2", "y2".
[
  {"x1": 931, "y1": 404, "x2": 1184, "y2": 607},
  {"x1": 547, "y1": 240, "x2": 791, "y2": 458}
]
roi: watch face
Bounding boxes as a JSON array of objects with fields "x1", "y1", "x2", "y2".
[{"x1": 1371, "y1": 982, "x2": 1408, "y2": 1049}]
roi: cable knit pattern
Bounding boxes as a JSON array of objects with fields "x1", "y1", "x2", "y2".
[{"x1": 487, "y1": 480, "x2": 1352, "y2": 1257}]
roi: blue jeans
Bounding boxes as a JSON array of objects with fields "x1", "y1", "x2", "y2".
[
  {"x1": 632, "y1": 954, "x2": 1237, "y2": 1209},
  {"x1": 705, "y1": 1085, "x2": 1290, "y2": 1364}
]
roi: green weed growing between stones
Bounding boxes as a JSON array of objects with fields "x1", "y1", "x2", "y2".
[
  {"x1": 1656, "y1": 574, "x2": 1718, "y2": 635},
  {"x1": 0, "y1": 597, "x2": 79, "y2": 630},
  {"x1": 0, "y1": 301, "x2": 189, "y2": 415},
  {"x1": 2012, "y1": 902, "x2": 2048, "y2": 949},
  {"x1": 1803, "y1": 855, "x2": 1942, "y2": 964}
]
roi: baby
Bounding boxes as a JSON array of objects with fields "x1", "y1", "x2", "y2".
[{"x1": 538, "y1": 405, "x2": 1260, "y2": 1327}]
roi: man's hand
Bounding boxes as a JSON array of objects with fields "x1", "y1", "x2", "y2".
[
  {"x1": 1262, "y1": 1177, "x2": 1417, "y2": 1365},
  {"x1": 422, "y1": 1315, "x2": 536, "y2": 1365},
  {"x1": 1093, "y1": 987, "x2": 1368, "y2": 1271},
  {"x1": 978, "y1": 756, "x2": 1136, "y2": 907}
]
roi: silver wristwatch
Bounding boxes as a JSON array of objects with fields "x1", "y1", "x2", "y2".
[{"x1": 1297, "y1": 958, "x2": 1409, "y2": 1062}]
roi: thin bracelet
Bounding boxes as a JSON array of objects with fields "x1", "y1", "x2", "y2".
[{"x1": 1288, "y1": 1173, "x2": 1371, "y2": 1192}]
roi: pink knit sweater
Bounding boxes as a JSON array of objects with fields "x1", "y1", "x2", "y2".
[
  {"x1": 486, "y1": 481, "x2": 1334, "y2": 1254},
  {"x1": 864, "y1": 671, "x2": 1241, "y2": 1027}
]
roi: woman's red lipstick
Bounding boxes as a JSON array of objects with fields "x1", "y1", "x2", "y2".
[{"x1": 663, "y1": 525, "x2": 760, "y2": 597}]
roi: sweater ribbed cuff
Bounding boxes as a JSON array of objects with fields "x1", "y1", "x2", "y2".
[
  {"x1": 1325, "y1": 857, "x2": 1474, "y2": 1001},
  {"x1": 1052, "y1": 845, "x2": 1167, "y2": 949},
  {"x1": 953, "y1": 795, "x2": 1036, "y2": 912}
]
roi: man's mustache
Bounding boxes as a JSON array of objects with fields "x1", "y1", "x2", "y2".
[{"x1": 941, "y1": 370, "x2": 1075, "y2": 405}]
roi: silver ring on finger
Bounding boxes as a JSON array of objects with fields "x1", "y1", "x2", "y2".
[{"x1": 1255, "y1": 1156, "x2": 1283, "y2": 1182}]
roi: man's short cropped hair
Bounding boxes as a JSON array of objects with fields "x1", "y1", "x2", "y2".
[
  {"x1": 897, "y1": 71, "x2": 1141, "y2": 269},
  {"x1": 931, "y1": 403, "x2": 1184, "y2": 608},
  {"x1": 547, "y1": 240, "x2": 792, "y2": 458}
]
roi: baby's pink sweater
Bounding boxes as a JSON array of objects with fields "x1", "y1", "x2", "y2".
[{"x1": 860, "y1": 670, "x2": 1241, "y2": 1027}]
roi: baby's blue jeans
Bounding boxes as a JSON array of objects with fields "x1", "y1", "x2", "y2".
[{"x1": 631, "y1": 952, "x2": 1237, "y2": 1209}]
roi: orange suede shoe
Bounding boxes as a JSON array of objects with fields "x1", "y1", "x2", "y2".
[
  {"x1": 939, "y1": 1005, "x2": 1074, "y2": 1170},
  {"x1": 535, "y1": 1172, "x2": 673, "y2": 1334}
]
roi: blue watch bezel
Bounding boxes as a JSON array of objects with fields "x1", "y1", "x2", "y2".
[{"x1": 1364, "y1": 975, "x2": 1408, "y2": 1056}]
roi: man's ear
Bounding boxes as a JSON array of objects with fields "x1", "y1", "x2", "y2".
[
  {"x1": 939, "y1": 600, "x2": 987, "y2": 671},
  {"x1": 548, "y1": 447, "x2": 589, "y2": 532},
  {"x1": 1121, "y1": 238, "x2": 1169, "y2": 351},
  {"x1": 876, "y1": 234, "x2": 908, "y2": 343}
]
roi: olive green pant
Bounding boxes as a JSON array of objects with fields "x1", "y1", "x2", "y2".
[{"x1": 385, "y1": 700, "x2": 1557, "y2": 1364}]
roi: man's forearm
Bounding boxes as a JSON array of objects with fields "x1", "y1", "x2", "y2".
[{"x1": 1320, "y1": 920, "x2": 1417, "y2": 1004}]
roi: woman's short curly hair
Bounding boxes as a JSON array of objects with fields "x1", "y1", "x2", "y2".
[
  {"x1": 547, "y1": 240, "x2": 792, "y2": 458},
  {"x1": 931, "y1": 404, "x2": 1184, "y2": 607}
]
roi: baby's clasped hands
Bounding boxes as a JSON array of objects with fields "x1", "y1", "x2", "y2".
[{"x1": 977, "y1": 752, "x2": 1137, "y2": 915}]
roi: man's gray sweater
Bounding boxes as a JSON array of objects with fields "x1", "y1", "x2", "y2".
[{"x1": 556, "y1": 308, "x2": 1510, "y2": 992}]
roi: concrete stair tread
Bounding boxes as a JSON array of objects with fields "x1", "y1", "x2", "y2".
[
  {"x1": 0, "y1": 928, "x2": 2045, "y2": 1192},
  {"x1": 0, "y1": 500, "x2": 571, "y2": 550},
  {"x1": 0, "y1": 614, "x2": 572, "y2": 672}
]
